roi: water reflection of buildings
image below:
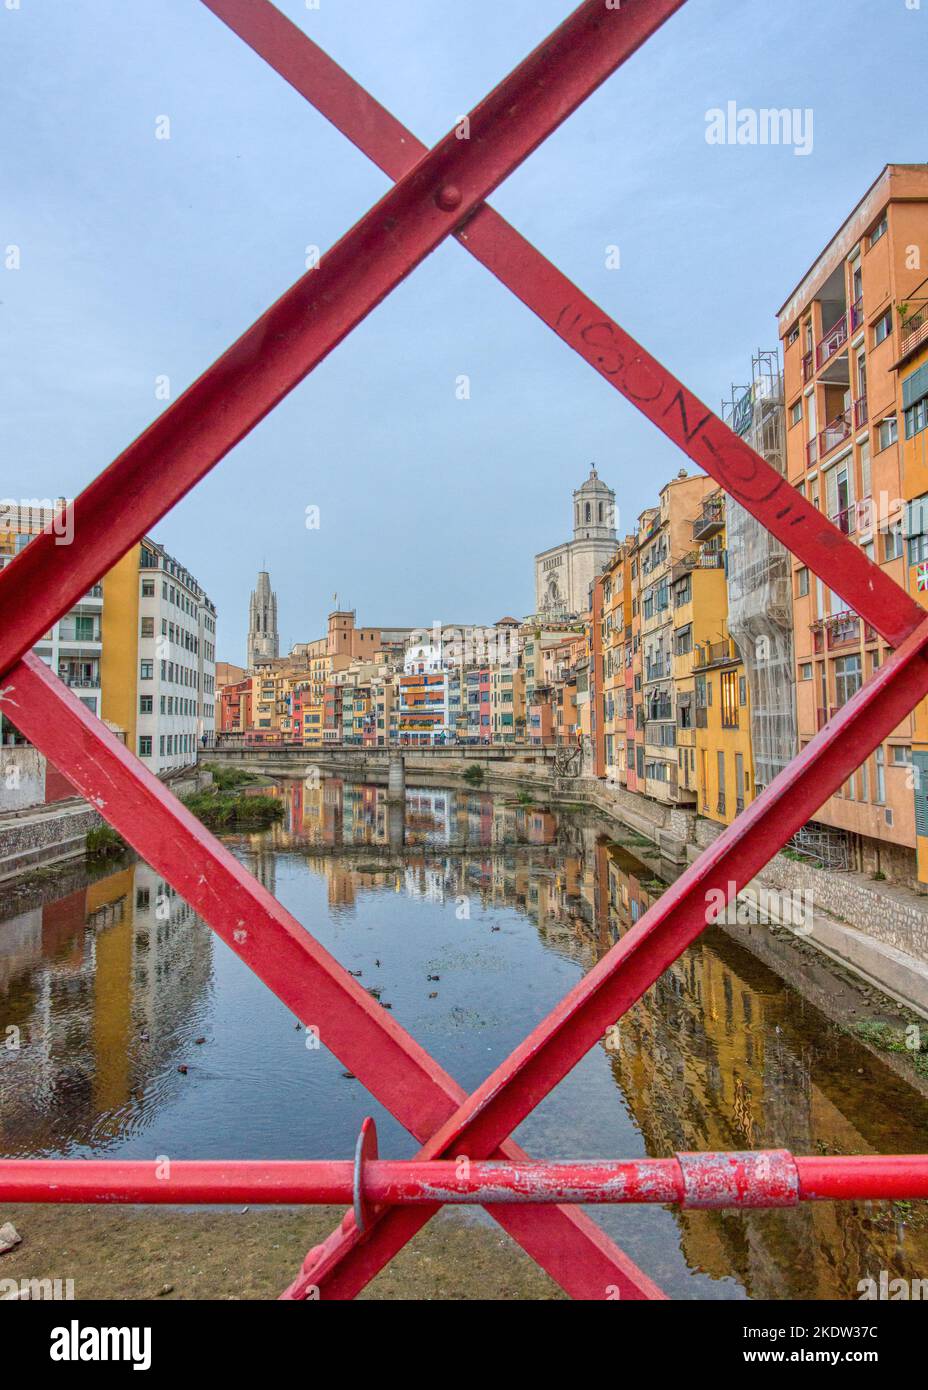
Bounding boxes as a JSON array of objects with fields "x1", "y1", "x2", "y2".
[
  {"x1": 0, "y1": 863, "x2": 212, "y2": 1155},
  {"x1": 241, "y1": 776, "x2": 928, "y2": 1299}
]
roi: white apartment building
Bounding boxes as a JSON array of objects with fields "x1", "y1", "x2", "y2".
[
  {"x1": 0, "y1": 504, "x2": 104, "y2": 735},
  {"x1": 136, "y1": 539, "x2": 216, "y2": 774}
]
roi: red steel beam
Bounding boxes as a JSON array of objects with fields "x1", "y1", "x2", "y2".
[
  {"x1": 0, "y1": 0, "x2": 685, "y2": 681},
  {"x1": 4, "y1": 1153, "x2": 927, "y2": 1207},
  {"x1": 2, "y1": 651, "x2": 662, "y2": 1302},
  {"x1": 200, "y1": 0, "x2": 922, "y2": 650},
  {"x1": 281, "y1": 614, "x2": 928, "y2": 1299}
]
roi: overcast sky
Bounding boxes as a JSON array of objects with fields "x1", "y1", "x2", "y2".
[{"x1": 2, "y1": 0, "x2": 925, "y2": 664}]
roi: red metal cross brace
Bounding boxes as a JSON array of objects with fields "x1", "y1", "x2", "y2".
[{"x1": 2, "y1": 0, "x2": 927, "y2": 1301}]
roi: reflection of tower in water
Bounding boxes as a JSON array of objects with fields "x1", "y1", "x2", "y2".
[{"x1": 249, "y1": 849, "x2": 277, "y2": 899}]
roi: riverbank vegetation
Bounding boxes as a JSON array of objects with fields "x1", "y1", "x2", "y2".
[{"x1": 182, "y1": 787, "x2": 284, "y2": 831}]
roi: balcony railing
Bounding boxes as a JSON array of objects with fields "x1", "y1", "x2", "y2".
[
  {"x1": 900, "y1": 300, "x2": 928, "y2": 357},
  {"x1": 816, "y1": 313, "x2": 848, "y2": 369},
  {"x1": 812, "y1": 612, "x2": 861, "y2": 651},
  {"x1": 849, "y1": 296, "x2": 864, "y2": 332},
  {"x1": 693, "y1": 638, "x2": 737, "y2": 669},
  {"x1": 693, "y1": 499, "x2": 724, "y2": 540},
  {"x1": 805, "y1": 438, "x2": 818, "y2": 468},
  {"x1": 854, "y1": 396, "x2": 868, "y2": 429},
  {"x1": 830, "y1": 502, "x2": 857, "y2": 536},
  {"x1": 819, "y1": 407, "x2": 851, "y2": 457},
  {"x1": 827, "y1": 611, "x2": 860, "y2": 649},
  {"x1": 647, "y1": 703, "x2": 673, "y2": 722}
]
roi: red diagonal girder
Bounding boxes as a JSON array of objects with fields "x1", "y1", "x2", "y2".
[
  {"x1": 3, "y1": 0, "x2": 925, "y2": 1304},
  {"x1": 196, "y1": 0, "x2": 928, "y2": 1298},
  {"x1": 200, "y1": 0, "x2": 923, "y2": 652},
  {"x1": 0, "y1": 0, "x2": 686, "y2": 679},
  {"x1": 4, "y1": 651, "x2": 663, "y2": 1301},
  {"x1": 280, "y1": 616, "x2": 928, "y2": 1299},
  {"x1": 0, "y1": 0, "x2": 692, "y2": 1299}
]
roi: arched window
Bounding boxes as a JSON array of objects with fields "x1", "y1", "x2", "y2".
[
  {"x1": 585, "y1": 502, "x2": 591, "y2": 523},
  {"x1": 598, "y1": 502, "x2": 603, "y2": 522}
]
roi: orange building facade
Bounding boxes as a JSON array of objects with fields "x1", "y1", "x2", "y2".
[{"x1": 778, "y1": 164, "x2": 928, "y2": 881}]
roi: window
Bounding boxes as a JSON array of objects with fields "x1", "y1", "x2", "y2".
[
  {"x1": 141, "y1": 616, "x2": 154, "y2": 637},
  {"x1": 799, "y1": 663, "x2": 813, "y2": 681},
  {"x1": 720, "y1": 671, "x2": 739, "y2": 728},
  {"x1": 141, "y1": 578, "x2": 155, "y2": 597},
  {"x1": 138, "y1": 735, "x2": 152, "y2": 757},
  {"x1": 140, "y1": 660, "x2": 153, "y2": 680},
  {"x1": 891, "y1": 745, "x2": 912, "y2": 766},
  {"x1": 906, "y1": 396, "x2": 928, "y2": 439},
  {"x1": 717, "y1": 750, "x2": 726, "y2": 816},
  {"x1": 875, "y1": 745, "x2": 886, "y2": 804},
  {"x1": 884, "y1": 521, "x2": 903, "y2": 562},
  {"x1": 834, "y1": 653, "x2": 862, "y2": 708},
  {"x1": 877, "y1": 416, "x2": 898, "y2": 450},
  {"x1": 796, "y1": 566, "x2": 809, "y2": 597},
  {"x1": 787, "y1": 323, "x2": 800, "y2": 347},
  {"x1": 139, "y1": 694, "x2": 153, "y2": 713},
  {"x1": 873, "y1": 310, "x2": 892, "y2": 346},
  {"x1": 869, "y1": 214, "x2": 888, "y2": 247},
  {"x1": 789, "y1": 399, "x2": 802, "y2": 426},
  {"x1": 674, "y1": 624, "x2": 693, "y2": 656}
]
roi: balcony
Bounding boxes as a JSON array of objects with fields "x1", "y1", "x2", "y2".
[
  {"x1": 811, "y1": 611, "x2": 861, "y2": 652},
  {"x1": 900, "y1": 299, "x2": 928, "y2": 358},
  {"x1": 827, "y1": 610, "x2": 860, "y2": 649},
  {"x1": 819, "y1": 407, "x2": 851, "y2": 458},
  {"x1": 693, "y1": 498, "x2": 724, "y2": 541},
  {"x1": 854, "y1": 396, "x2": 868, "y2": 430},
  {"x1": 816, "y1": 313, "x2": 848, "y2": 370},
  {"x1": 830, "y1": 502, "x2": 857, "y2": 537},
  {"x1": 805, "y1": 438, "x2": 818, "y2": 468},
  {"x1": 693, "y1": 637, "x2": 737, "y2": 669}
]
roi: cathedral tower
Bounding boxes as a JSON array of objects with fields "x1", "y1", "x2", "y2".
[
  {"x1": 247, "y1": 570, "x2": 279, "y2": 669},
  {"x1": 534, "y1": 466, "x2": 617, "y2": 617}
]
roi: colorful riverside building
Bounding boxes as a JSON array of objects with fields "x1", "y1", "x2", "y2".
[
  {"x1": 682, "y1": 490, "x2": 754, "y2": 826},
  {"x1": 897, "y1": 280, "x2": 928, "y2": 880},
  {"x1": 600, "y1": 539, "x2": 635, "y2": 784},
  {"x1": 0, "y1": 511, "x2": 216, "y2": 774},
  {"x1": 778, "y1": 164, "x2": 928, "y2": 884},
  {"x1": 464, "y1": 667, "x2": 492, "y2": 742},
  {"x1": 639, "y1": 472, "x2": 715, "y2": 805},
  {"x1": 398, "y1": 642, "x2": 449, "y2": 745}
]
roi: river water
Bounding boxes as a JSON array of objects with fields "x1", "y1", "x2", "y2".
[{"x1": 1, "y1": 776, "x2": 927, "y2": 1300}]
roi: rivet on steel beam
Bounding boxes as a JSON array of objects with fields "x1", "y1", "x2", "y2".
[
  {"x1": 353, "y1": 1115, "x2": 379, "y2": 1234},
  {"x1": 435, "y1": 183, "x2": 463, "y2": 212}
]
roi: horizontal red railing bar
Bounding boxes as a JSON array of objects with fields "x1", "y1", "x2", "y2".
[
  {"x1": 200, "y1": 0, "x2": 923, "y2": 650},
  {"x1": 285, "y1": 614, "x2": 928, "y2": 1298},
  {"x1": 4, "y1": 652, "x2": 663, "y2": 1302},
  {"x1": 0, "y1": 0, "x2": 683, "y2": 682},
  {"x1": 3, "y1": 1153, "x2": 926, "y2": 1207}
]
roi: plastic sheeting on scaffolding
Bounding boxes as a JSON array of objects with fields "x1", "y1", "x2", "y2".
[{"x1": 722, "y1": 351, "x2": 798, "y2": 793}]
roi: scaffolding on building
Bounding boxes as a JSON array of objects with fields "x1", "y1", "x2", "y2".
[{"x1": 722, "y1": 350, "x2": 798, "y2": 793}]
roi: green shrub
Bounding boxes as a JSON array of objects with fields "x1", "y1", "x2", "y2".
[
  {"x1": 463, "y1": 765, "x2": 484, "y2": 785},
  {"x1": 183, "y1": 789, "x2": 284, "y2": 830},
  {"x1": 85, "y1": 826, "x2": 126, "y2": 859}
]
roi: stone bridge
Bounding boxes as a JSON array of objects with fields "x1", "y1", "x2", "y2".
[{"x1": 202, "y1": 742, "x2": 577, "y2": 790}]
